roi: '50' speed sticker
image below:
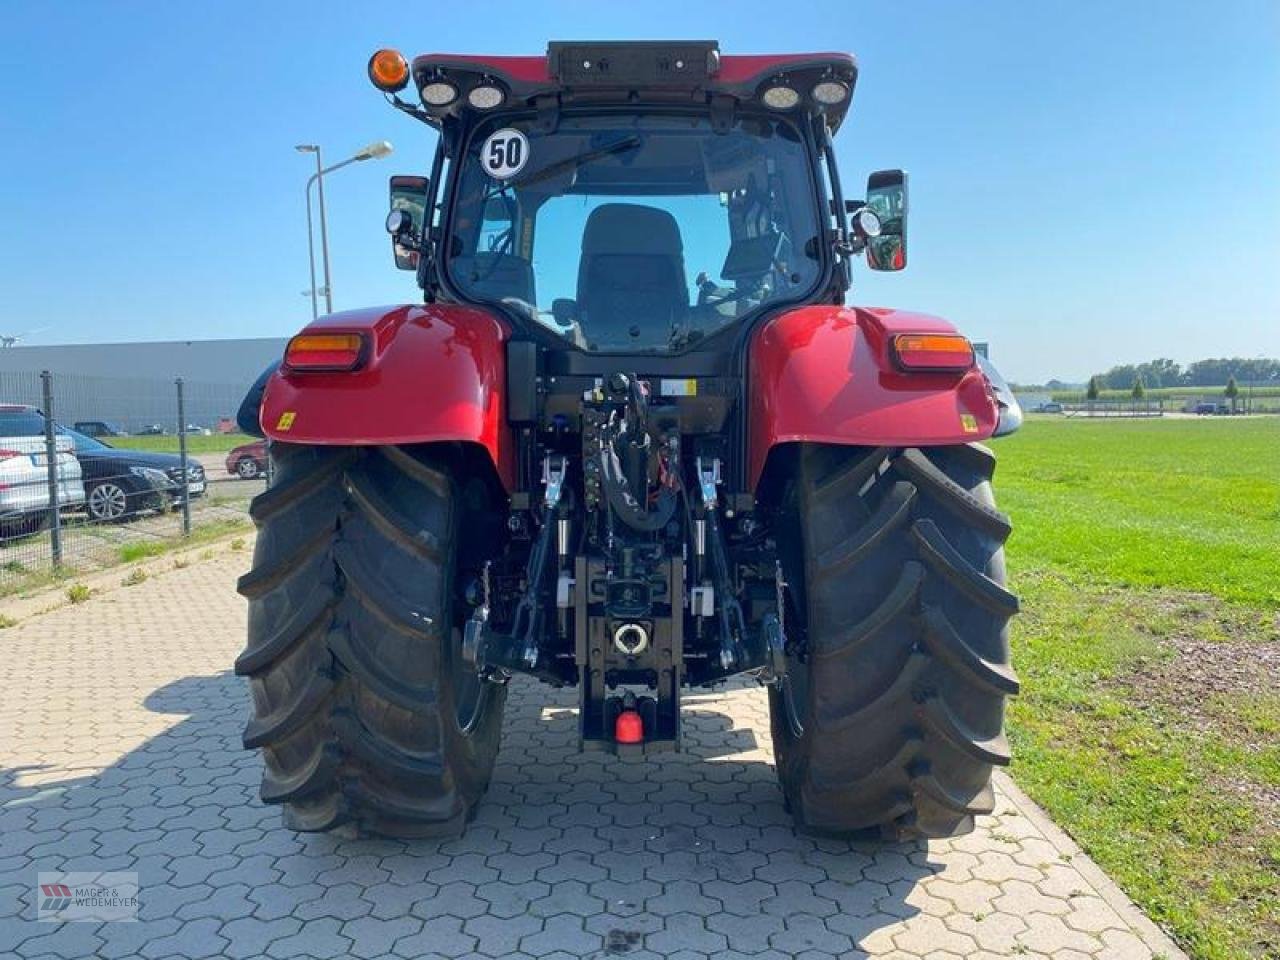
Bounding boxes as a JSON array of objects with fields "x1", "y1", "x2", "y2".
[{"x1": 481, "y1": 128, "x2": 528, "y2": 180}]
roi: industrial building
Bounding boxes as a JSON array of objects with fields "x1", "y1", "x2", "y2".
[{"x1": 0, "y1": 338, "x2": 287, "y2": 433}]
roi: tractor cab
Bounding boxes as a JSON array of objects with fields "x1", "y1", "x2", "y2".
[{"x1": 374, "y1": 41, "x2": 907, "y2": 357}]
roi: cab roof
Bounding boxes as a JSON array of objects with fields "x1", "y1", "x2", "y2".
[{"x1": 408, "y1": 41, "x2": 857, "y2": 131}]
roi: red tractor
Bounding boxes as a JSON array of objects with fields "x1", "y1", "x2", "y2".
[{"x1": 236, "y1": 42, "x2": 1022, "y2": 841}]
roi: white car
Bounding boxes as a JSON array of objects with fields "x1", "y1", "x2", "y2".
[{"x1": 0, "y1": 404, "x2": 86, "y2": 539}]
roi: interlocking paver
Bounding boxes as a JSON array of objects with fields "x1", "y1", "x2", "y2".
[
  {"x1": 462, "y1": 911, "x2": 542, "y2": 957},
  {"x1": 339, "y1": 915, "x2": 423, "y2": 959},
  {"x1": 408, "y1": 881, "x2": 491, "y2": 921},
  {"x1": 218, "y1": 916, "x2": 304, "y2": 960},
  {"x1": 0, "y1": 549, "x2": 1187, "y2": 959},
  {"x1": 265, "y1": 915, "x2": 352, "y2": 958},
  {"x1": 519, "y1": 913, "x2": 602, "y2": 957}
]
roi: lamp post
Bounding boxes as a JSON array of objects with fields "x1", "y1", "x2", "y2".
[{"x1": 296, "y1": 140, "x2": 394, "y2": 318}]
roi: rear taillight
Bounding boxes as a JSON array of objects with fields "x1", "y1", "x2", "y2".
[
  {"x1": 284, "y1": 333, "x2": 366, "y2": 372},
  {"x1": 891, "y1": 334, "x2": 975, "y2": 372}
]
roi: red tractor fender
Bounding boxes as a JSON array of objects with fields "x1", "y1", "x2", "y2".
[
  {"x1": 260, "y1": 304, "x2": 515, "y2": 490},
  {"x1": 748, "y1": 305, "x2": 999, "y2": 490}
]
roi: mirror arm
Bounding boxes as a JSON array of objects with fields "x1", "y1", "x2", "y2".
[
  {"x1": 818, "y1": 120, "x2": 846, "y2": 242},
  {"x1": 416, "y1": 140, "x2": 449, "y2": 300},
  {"x1": 815, "y1": 117, "x2": 853, "y2": 291}
]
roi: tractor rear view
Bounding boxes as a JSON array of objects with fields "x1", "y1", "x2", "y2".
[{"x1": 236, "y1": 41, "x2": 1022, "y2": 841}]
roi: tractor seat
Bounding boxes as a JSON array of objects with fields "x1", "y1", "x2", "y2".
[{"x1": 576, "y1": 204, "x2": 687, "y2": 348}]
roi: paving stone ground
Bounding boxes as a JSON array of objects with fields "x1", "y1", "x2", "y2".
[{"x1": 0, "y1": 550, "x2": 1186, "y2": 959}]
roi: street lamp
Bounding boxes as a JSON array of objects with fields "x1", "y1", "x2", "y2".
[{"x1": 296, "y1": 140, "x2": 394, "y2": 318}]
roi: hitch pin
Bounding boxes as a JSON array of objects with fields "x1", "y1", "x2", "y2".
[
  {"x1": 695, "y1": 456, "x2": 720, "y2": 510},
  {"x1": 542, "y1": 454, "x2": 567, "y2": 508},
  {"x1": 544, "y1": 454, "x2": 571, "y2": 563}
]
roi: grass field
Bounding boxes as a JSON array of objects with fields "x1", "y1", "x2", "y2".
[
  {"x1": 110, "y1": 432, "x2": 255, "y2": 454},
  {"x1": 993, "y1": 416, "x2": 1279, "y2": 959}
]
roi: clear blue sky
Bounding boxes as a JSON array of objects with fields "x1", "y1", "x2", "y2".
[{"x1": 2, "y1": 1, "x2": 1277, "y2": 382}]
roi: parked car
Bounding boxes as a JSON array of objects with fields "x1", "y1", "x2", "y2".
[
  {"x1": 73, "y1": 420, "x2": 126, "y2": 438},
  {"x1": 59, "y1": 426, "x2": 206, "y2": 522},
  {"x1": 136, "y1": 424, "x2": 166, "y2": 436},
  {"x1": 1193, "y1": 402, "x2": 1230, "y2": 416},
  {"x1": 182, "y1": 423, "x2": 212, "y2": 436},
  {"x1": 1037, "y1": 401, "x2": 1064, "y2": 413},
  {"x1": 225, "y1": 439, "x2": 268, "y2": 480},
  {"x1": 0, "y1": 404, "x2": 86, "y2": 539}
]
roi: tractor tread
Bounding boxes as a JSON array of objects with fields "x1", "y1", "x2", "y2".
[
  {"x1": 817, "y1": 652, "x2": 929, "y2": 730},
  {"x1": 942, "y1": 441, "x2": 998, "y2": 478},
  {"x1": 259, "y1": 741, "x2": 341, "y2": 803},
  {"x1": 241, "y1": 665, "x2": 335, "y2": 749},
  {"x1": 281, "y1": 794, "x2": 347, "y2": 833},
  {"x1": 337, "y1": 544, "x2": 440, "y2": 638},
  {"x1": 341, "y1": 780, "x2": 462, "y2": 825},
  {"x1": 812, "y1": 481, "x2": 916, "y2": 578},
  {"x1": 237, "y1": 444, "x2": 504, "y2": 838},
  {"x1": 812, "y1": 446, "x2": 890, "y2": 502},
  {"x1": 235, "y1": 526, "x2": 332, "y2": 600},
  {"x1": 247, "y1": 448, "x2": 351, "y2": 523},
  {"x1": 920, "y1": 695, "x2": 1012, "y2": 765},
  {"x1": 234, "y1": 587, "x2": 333, "y2": 676},
  {"x1": 345, "y1": 468, "x2": 445, "y2": 563},
  {"x1": 329, "y1": 629, "x2": 441, "y2": 713},
  {"x1": 912, "y1": 771, "x2": 997, "y2": 817},
  {"x1": 814, "y1": 562, "x2": 922, "y2": 661},
  {"x1": 379, "y1": 445, "x2": 452, "y2": 498},
  {"x1": 808, "y1": 734, "x2": 921, "y2": 793},
  {"x1": 893, "y1": 447, "x2": 1011, "y2": 539},
  {"x1": 771, "y1": 443, "x2": 1017, "y2": 840},
  {"x1": 912, "y1": 519, "x2": 1020, "y2": 615},
  {"x1": 920, "y1": 603, "x2": 1020, "y2": 695}
]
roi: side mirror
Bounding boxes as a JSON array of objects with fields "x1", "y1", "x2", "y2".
[
  {"x1": 864, "y1": 169, "x2": 908, "y2": 272},
  {"x1": 388, "y1": 175, "x2": 428, "y2": 271}
]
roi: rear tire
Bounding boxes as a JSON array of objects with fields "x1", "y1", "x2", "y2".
[
  {"x1": 770, "y1": 444, "x2": 1019, "y2": 839},
  {"x1": 236, "y1": 443, "x2": 506, "y2": 837},
  {"x1": 0, "y1": 511, "x2": 49, "y2": 543}
]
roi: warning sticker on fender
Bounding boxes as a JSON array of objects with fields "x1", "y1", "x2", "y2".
[{"x1": 960, "y1": 413, "x2": 979, "y2": 433}]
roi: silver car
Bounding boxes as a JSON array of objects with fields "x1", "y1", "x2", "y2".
[{"x1": 0, "y1": 404, "x2": 86, "y2": 539}]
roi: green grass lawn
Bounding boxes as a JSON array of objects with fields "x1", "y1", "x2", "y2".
[
  {"x1": 110, "y1": 432, "x2": 255, "y2": 454},
  {"x1": 992, "y1": 416, "x2": 1279, "y2": 959}
]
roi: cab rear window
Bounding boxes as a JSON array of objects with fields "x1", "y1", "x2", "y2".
[{"x1": 0, "y1": 411, "x2": 46, "y2": 436}]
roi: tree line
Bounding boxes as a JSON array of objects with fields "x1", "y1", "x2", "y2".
[
  {"x1": 1017, "y1": 356, "x2": 1280, "y2": 393},
  {"x1": 1089, "y1": 357, "x2": 1279, "y2": 390}
]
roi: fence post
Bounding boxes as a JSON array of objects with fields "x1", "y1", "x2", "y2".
[
  {"x1": 176, "y1": 378, "x2": 191, "y2": 537},
  {"x1": 40, "y1": 370, "x2": 63, "y2": 569}
]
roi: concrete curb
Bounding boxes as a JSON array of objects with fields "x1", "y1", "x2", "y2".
[
  {"x1": 995, "y1": 770, "x2": 1189, "y2": 959},
  {"x1": 0, "y1": 528, "x2": 256, "y2": 625}
]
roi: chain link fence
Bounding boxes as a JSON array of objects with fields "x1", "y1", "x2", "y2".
[{"x1": 1, "y1": 370, "x2": 267, "y2": 596}]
